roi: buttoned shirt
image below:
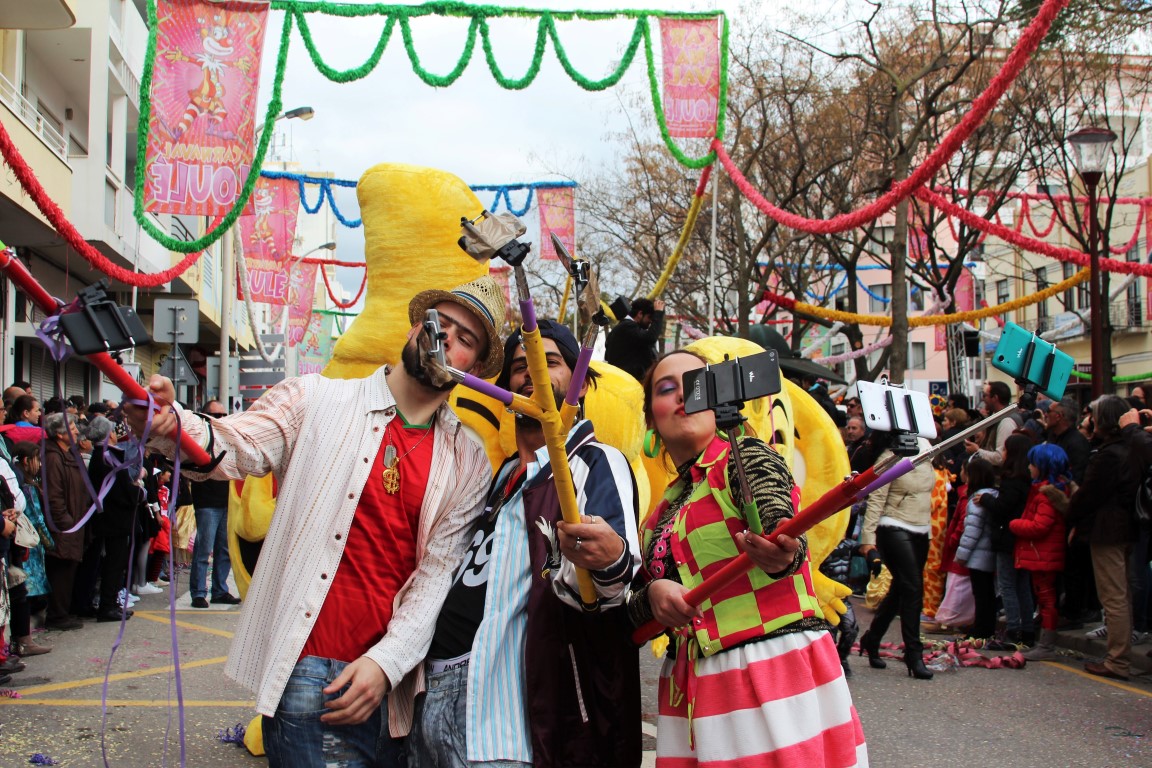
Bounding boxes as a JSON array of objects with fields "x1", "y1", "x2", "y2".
[{"x1": 149, "y1": 366, "x2": 490, "y2": 723}]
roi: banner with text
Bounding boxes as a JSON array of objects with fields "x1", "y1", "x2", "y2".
[
  {"x1": 297, "y1": 312, "x2": 333, "y2": 375},
  {"x1": 238, "y1": 176, "x2": 300, "y2": 305},
  {"x1": 144, "y1": 0, "x2": 269, "y2": 215},
  {"x1": 537, "y1": 187, "x2": 575, "y2": 262},
  {"x1": 287, "y1": 263, "x2": 319, "y2": 347},
  {"x1": 659, "y1": 17, "x2": 720, "y2": 139}
]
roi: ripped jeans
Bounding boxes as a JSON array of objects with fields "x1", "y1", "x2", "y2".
[{"x1": 263, "y1": 656, "x2": 406, "y2": 768}]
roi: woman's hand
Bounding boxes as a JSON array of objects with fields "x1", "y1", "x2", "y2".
[
  {"x1": 736, "y1": 532, "x2": 799, "y2": 575},
  {"x1": 556, "y1": 515, "x2": 626, "y2": 570},
  {"x1": 1, "y1": 518, "x2": 14, "y2": 538},
  {"x1": 648, "y1": 578, "x2": 700, "y2": 628}
]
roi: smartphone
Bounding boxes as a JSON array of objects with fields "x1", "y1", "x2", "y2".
[
  {"x1": 857, "y1": 380, "x2": 938, "y2": 438},
  {"x1": 991, "y1": 323, "x2": 1073, "y2": 400}
]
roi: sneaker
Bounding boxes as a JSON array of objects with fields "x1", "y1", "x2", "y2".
[
  {"x1": 117, "y1": 589, "x2": 139, "y2": 607},
  {"x1": 1085, "y1": 625, "x2": 1108, "y2": 639},
  {"x1": 190, "y1": 597, "x2": 209, "y2": 608},
  {"x1": 211, "y1": 593, "x2": 242, "y2": 605},
  {"x1": 0, "y1": 658, "x2": 26, "y2": 674},
  {"x1": 1132, "y1": 631, "x2": 1150, "y2": 646},
  {"x1": 137, "y1": 583, "x2": 164, "y2": 595}
]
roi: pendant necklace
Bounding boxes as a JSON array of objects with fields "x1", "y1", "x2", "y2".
[{"x1": 382, "y1": 417, "x2": 433, "y2": 495}]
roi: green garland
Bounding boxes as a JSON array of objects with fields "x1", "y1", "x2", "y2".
[
  {"x1": 133, "y1": 1, "x2": 729, "y2": 250},
  {"x1": 1069, "y1": 370, "x2": 1152, "y2": 384}
]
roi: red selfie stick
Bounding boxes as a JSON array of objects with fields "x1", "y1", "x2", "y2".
[
  {"x1": 0, "y1": 248, "x2": 212, "y2": 465},
  {"x1": 630, "y1": 464, "x2": 884, "y2": 645}
]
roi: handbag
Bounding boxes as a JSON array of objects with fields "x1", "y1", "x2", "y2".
[
  {"x1": 13, "y1": 512, "x2": 39, "y2": 548},
  {"x1": 6, "y1": 564, "x2": 26, "y2": 588}
]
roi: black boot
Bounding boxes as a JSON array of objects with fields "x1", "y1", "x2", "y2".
[
  {"x1": 905, "y1": 655, "x2": 934, "y2": 680},
  {"x1": 858, "y1": 632, "x2": 887, "y2": 669}
]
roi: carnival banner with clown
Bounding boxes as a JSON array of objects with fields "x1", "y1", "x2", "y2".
[
  {"x1": 238, "y1": 175, "x2": 301, "y2": 305},
  {"x1": 659, "y1": 17, "x2": 721, "y2": 138},
  {"x1": 537, "y1": 186, "x2": 575, "y2": 262},
  {"x1": 144, "y1": 0, "x2": 269, "y2": 216},
  {"x1": 286, "y1": 262, "x2": 320, "y2": 347}
]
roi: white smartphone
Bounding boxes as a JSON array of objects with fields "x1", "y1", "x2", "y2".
[{"x1": 857, "y1": 380, "x2": 938, "y2": 439}]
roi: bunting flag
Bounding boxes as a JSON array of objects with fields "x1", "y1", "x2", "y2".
[
  {"x1": 659, "y1": 17, "x2": 720, "y2": 139},
  {"x1": 297, "y1": 312, "x2": 333, "y2": 375},
  {"x1": 538, "y1": 186, "x2": 575, "y2": 262},
  {"x1": 936, "y1": 269, "x2": 976, "y2": 351},
  {"x1": 144, "y1": 0, "x2": 270, "y2": 215},
  {"x1": 238, "y1": 176, "x2": 300, "y2": 304},
  {"x1": 286, "y1": 262, "x2": 319, "y2": 347}
]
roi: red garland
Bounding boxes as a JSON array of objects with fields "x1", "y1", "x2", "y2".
[
  {"x1": 916, "y1": 187, "x2": 1152, "y2": 277},
  {"x1": 0, "y1": 116, "x2": 205, "y2": 288},
  {"x1": 319, "y1": 264, "x2": 366, "y2": 309},
  {"x1": 299, "y1": 257, "x2": 367, "y2": 268},
  {"x1": 712, "y1": 0, "x2": 1069, "y2": 235}
]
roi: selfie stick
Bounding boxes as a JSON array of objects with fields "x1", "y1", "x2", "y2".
[
  {"x1": 0, "y1": 246, "x2": 211, "y2": 465},
  {"x1": 630, "y1": 398, "x2": 1028, "y2": 645}
]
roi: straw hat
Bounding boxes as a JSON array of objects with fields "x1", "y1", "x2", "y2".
[{"x1": 408, "y1": 276, "x2": 506, "y2": 378}]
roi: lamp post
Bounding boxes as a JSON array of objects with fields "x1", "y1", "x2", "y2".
[
  {"x1": 218, "y1": 106, "x2": 315, "y2": 410},
  {"x1": 1066, "y1": 126, "x2": 1118, "y2": 399}
]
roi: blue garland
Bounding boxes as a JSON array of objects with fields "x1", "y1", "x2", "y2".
[{"x1": 258, "y1": 173, "x2": 578, "y2": 226}]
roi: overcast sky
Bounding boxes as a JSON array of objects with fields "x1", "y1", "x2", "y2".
[{"x1": 249, "y1": 0, "x2": 859, "y2": 297}]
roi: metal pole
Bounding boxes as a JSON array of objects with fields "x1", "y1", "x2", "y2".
[
  {"x1": 708, "y1": 161, "x2": 717, "y2": 336},
  {"x1": 220, "y1": 226, "x2": 234, "y2": 410},
  {"x1": 1085, "y1": 173, "x2": 1104, "y2": 400}
]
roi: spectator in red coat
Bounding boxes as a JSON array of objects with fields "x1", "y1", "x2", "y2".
[{"x1": 1010, "y1": 443, "x2": 1071, "y2": 661}]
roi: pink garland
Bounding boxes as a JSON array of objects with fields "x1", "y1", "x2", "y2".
[
  {"x1": 711, "y1": 0, "x2": 1069, "y2": 235},
  {"x1": 917, "y1": 188, "x2": 1152, "y2": 276},
  {"x1": 0, "y1": 114, "x2": 206, "y2": 288}
]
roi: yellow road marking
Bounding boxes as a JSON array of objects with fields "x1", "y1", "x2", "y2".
[
  {"x1": 131, "y1": 611, "x2": 236, "y2": 638},
  {"x1": 1043, "y1": 661, "x2": 1152, "y2": 697},
  {"x1": 0, "y1": 698, "x2": 255, "y2": 707},
  {"x1": 9, "y1": 656, "x2": 229, "y2": 696}
]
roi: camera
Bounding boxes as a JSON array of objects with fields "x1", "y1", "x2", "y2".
[{"x1": 683, "y1": 351, "x2": 782, "y2": 416}]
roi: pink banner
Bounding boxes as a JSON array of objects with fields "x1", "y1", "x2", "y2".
[
  {"x1": 286, "y1": 263, "x2": 319, "y2": 347},
  {"x1": 238, "y1": 176, "x2": 300, "y2": 305},
  {"x1": 538, "y1": 187, "x2": 575, "y2": 263},
  {"x1": 144, "y1": 0, "x2": 269, "y2": 215},
  {"x1": 659, "y1": 18, "x2": 721, "y2": 139}
]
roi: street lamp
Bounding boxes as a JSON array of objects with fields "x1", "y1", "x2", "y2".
[
  {"x1": 219, "y1": 106, "x2": 317, "y2": 409},
  {"x1": 1066, "y1": 125, "x2": 1118, "y2": 399}
]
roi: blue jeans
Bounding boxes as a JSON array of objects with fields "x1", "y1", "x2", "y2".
[
  {"x1": 263, "y1": 656, "x2": 406, "y2": 768},
  {"x1": 408, "y1": 662, "x2": 529, "y2": 768},
  {"x1": 996, "y1": 550, "x2": 1034, "y2": 635},
  {"x1": 190, "y1": 506, "x2": 231, "y2": 599}
]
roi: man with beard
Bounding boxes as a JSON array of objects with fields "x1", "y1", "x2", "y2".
[
  {"x1": 408, "y1": 320, "x2": 643, "y2": 768},
  {"x1": 125, "y1": 277, "x2": 505, "y2": 768}
]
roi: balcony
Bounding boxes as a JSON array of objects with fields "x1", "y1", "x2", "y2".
[
  {"x1": 1110, "y1": 300, "x2": 1145, "y2": 331},
  {"x1": 0, "y1": 71, "x2": 66, "y2": 158}
]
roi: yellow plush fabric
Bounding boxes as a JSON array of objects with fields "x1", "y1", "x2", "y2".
[{"x1": 327, "y1": 163, "x2": 489, "y2": 379}]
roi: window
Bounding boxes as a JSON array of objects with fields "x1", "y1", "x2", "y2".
[
  {"x1": 1127, "y1": 242, "x2": 1143, "y2": 327},
  {"x1": 868, "y1": 283, "x2": 891, "y2": 314},
  {"x1": 104, "y1": 179, "x2": 117, "y2": 229},
  {"x1": 1063, "y1": 262, "x2": 1076, "y2": 309},
  {"x1": 996, "y1": 279, "x2": 1009, "y2": 306},
  {"x1": 1035, "y1": 267, "x2": 1048, "y2": 321},
  {"x1": 908, "y1": 342, "x2": 927, "y2": 370}
]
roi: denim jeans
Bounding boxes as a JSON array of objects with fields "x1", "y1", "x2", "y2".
[
  {"x1": 190, "y1": 506, "x2": 231, "y2": 599},
  {"x1": 408, "y1": 663, "x2": 529, "y2": 768},
  {"x1": 263, "y1": 656, "x2": 406, "y2": 768},
  {"x1": 996, "y1": 550, "x2": 1034, "y2": 635}
]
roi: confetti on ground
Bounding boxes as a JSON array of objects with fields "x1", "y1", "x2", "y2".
[
  {"x1": 217, "y1": 722, "x2": 247, "y2": 745},
  {"x1": 29, "y1": 754, "x2": 60, "y2": 765}
]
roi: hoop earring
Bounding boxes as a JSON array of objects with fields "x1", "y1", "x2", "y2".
[{"x1": 643, "y1": 429, "x2": 661, "y2": 459}]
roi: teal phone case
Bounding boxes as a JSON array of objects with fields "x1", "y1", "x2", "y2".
[{"x1": 991, "y1": 323, "x2": 1074, "y2": 400}]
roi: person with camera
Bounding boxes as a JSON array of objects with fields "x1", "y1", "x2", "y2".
[
  {"x1": 857, "y1": 429, "x2": 937, "y2": 680},
  {"x1": 627, "y1": 350, "x2": 866, "y2": 767},
  {"x1": 409, "y1": 320, "x2": 642, "y2": 768},
  {"x1": 125, "y1": 276, "x2": 505, "y2": 768},
  {"x1": 604, "y1": 297, "x2": 665, "y2": 382}
]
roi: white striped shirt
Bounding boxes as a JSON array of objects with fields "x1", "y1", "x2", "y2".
[{"x1": 150, "y1": 366, "x2": 490, "y2": 723}]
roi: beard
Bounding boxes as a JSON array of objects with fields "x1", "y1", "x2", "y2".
[
  {"x1": 401, "y1": 338, "x2": 456, "y2": 393},
  {"x1": 514, "y1": 382, "x2": 569, "y2": 433}
]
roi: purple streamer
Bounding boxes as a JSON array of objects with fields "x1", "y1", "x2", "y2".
[
  {"x1": 460, "y1": 374, "x2": 514, "y2": 405},
  {"x1": 33, "y1": 315, "x2": 70, "y2": 363}
]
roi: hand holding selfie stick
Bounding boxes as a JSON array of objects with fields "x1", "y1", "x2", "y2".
[
  {"x1": 459, "y1": 212, "x2": 599, "y2": 609},
  {"x1": 0, "y1": 245, "x2": 211, "y2": 465},
  {"x1": 632, "y1": 332, "x2": 1072, "y2": 644}
]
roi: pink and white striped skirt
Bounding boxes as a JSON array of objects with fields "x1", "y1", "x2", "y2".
[{"x1": 656, "y1": 630, "x2": 868, "y2": 768}]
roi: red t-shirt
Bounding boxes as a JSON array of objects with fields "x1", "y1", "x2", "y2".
[{"x1": 300, "y1": 415, "x2": 435, "y2": 662}]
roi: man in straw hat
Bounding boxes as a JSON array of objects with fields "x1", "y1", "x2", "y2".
[{"x1": 126, "y1": 276, "x2": 506, "y2": 767}]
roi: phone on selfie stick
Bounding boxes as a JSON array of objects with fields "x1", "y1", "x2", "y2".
[{"x1": 683, "y1": 351, "x2": 783, "y2": 535}]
